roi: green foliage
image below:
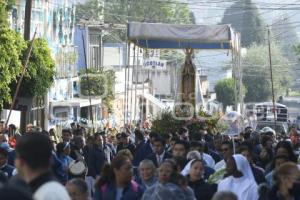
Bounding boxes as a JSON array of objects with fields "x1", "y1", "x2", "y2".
[
  {"x1": 0, "y1": 27, "x2": 26, "y2": 107},
  {"x1": 0, "y1": 1, "x2": 54, "y2": 107},
  {"x1": 76, "y1": 0, "x2": 195, "y2": 42},
  {"x1": 221, "y1": 0, "x2": 266, "y2": 47},
  {"x1": 14, "y1": 38, "x2": 56, "y2": 97},
  {"x1": 215, "y1": 78, "x2": 236, "y2": 109},
  {"x1": 80, "y1": 68, "x2": 115, "y2": 112},
  {"x1": 152, "y1": 109, "x2": 185, "y2": 134},
  {"x1": 152, "y1": 109, "x2": 220, "y2": 136},
  {"x1": 272, "y1": 17, "x2": 299, "y2": 62},
  {"x1": 0, "y1": 0, "x2": 15, "y2": 25},
  {"x1": 76, "y1": 0, "x2": 104, "y2": 22},
  {"x1": 242, "y1": 43, "x2": 291, "y2": 102}
]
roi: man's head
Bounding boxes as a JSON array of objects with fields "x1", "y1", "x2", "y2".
[
  {"x1": 99, "y1": 131, "x2": 107, "y2": 144},
  {"x1": 94, "y1": 133, "x2": 103, "y2": 148},
  {"x1": 149, "y1": 131, "x2": 159, "y2": 145},
  {"x1": 172, "y1": 140, "x2": 189, "y2": 158},
  {"x1": 26, "y1": 124, "x2": 34, "y2": 133},
  {"x1": 134, "y1": 129, "x2": 145, "y2": 145},
  {"x1": 221, "y1": 141, "x2": 234, "y2": 161},
  {"x1": 73, "y1": 136, "x2": 84, "y2": 149},
  {"x1": 62, "y1": 129, "x2": 72, "y2": 143},
  {"x1": 153, "y1": 137, "x2": 166, "y2": 155},
  {"x1": 178, "y1": 127, "x2": 189, "y2": 141},
  {"x1": 239, "y1": 146, "x2": 252, "y2": 163},
  {"x1": 15, "y1": 133, "x2": 53, "y2": 177},
  {"x1": 121, "y1": 132, "x2": 130, "y2": 145}
]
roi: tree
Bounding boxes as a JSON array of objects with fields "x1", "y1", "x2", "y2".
[
  {"x1": 215, "y1": 78, "x2": 237, "y2": 109},
  {"x1": 80, "y1": 68, "x2": 116, "y2": 112},
  {"x1": 11, "y1": 38, "x2": 56, "y2": 97},
  {"x1": 221, "y1": 0, "x2": 266, "y2": 47},
  {"x1": 0, "y1": 0, "x2": 15, "y2": 25},
  {"x1": 76, "y1": 0, "x2": 195, "y2": 42},
  {"x1": 272, "y1": 16, "x2": 299, "y2": 62},
  {"x1": 0, "y1": 0, "x2": 26, "y2": 108},
  {"x1": 242, "y1": 43, "x2": 291, "y2": 102},
  {"x1": 0, "y1": 28, "x2": 26, "y2": 107}
]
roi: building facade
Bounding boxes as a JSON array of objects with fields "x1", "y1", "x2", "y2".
[{"x1": 9, "y1": 0, "x2": 81, "y2": 130}]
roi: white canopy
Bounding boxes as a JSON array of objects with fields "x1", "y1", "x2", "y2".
[{"x1": 127, "y1": 22, "x2": 237, "y2": 50}]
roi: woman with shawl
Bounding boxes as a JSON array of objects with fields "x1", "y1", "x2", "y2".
[
  {"x1": 217, "y1": 154, "x2": 258, "y2": 200},
  {"x1": 142, "y1": 159, "x2": 196, "y2": 200}
]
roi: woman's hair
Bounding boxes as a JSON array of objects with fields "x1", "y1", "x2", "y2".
[
  {"x1": 96, "y1": 155, "x2": 130, "y2": 187},
  {"x1": 270, "y1": 155, "x2": 289, "y2": 170},
  {"x1": 273, "y1": 162, "x2": 299, "y2": 184},
  {"x1": 170, "y1": 173, "x2": 188, "y2": 186},
  {"x1": 212, "y1": 191, "x2": 238, "y2": 200},
  {"x1": 159, "y1": 159, "x2": 179, "y2": 183},
  {"x1": 275, "y1": 141, "x2": 298, "y2": 163},
  {"x1": 261, "y1": 135, "x2": 272, "y2": 147},
  {"x1": 56, "y1": 142, "x2": 69, "y2": 155},
  {"x1": 161, "y1": 159, "x2": 177, "y2": 172},
  {"x1": 117, "y1": 149, "x2": 133, "y2": 161},
  {"x1": 190, "y1": 159, "x2": 204, "y2": 168},
  {"x1": 139, "y1": 159, "x2": 156, "y2": 170},
  {"x1": 67, "y1": 178, "x2": 88, "y2": 194}
]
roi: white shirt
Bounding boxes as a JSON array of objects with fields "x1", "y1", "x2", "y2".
[
  {"x1": 214, "y1": 159, "x2": 226, "y2": 171},
  {"x1": 156, "y1": 151, "x2": 165, "y2": 165},
  {"x1": 34, "y1": 181, "x2": 70, "y2": 200},
  {"x1": 218, "y1": 176, "x2": 258, "y2": 200}
]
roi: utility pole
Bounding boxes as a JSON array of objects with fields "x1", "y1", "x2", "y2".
[
  {"x1": 24, "y1": 0, "x2": 33, "y2": 40},
  {"x1": 268, "y1": 28, "x2": 277, "y2": 132}
]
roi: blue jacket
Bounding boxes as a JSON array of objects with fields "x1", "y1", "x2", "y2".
[
  {"x1": 93, "y1": 180, "x2": 144, "y2": 200},
  {"x1": 133, "y1": 141, "x2": 153, "y2": 167},
  {"x1": 86, "y1": 145, "x2": 106, "y2": 178},
  {"x1": 0, "y1": 164, "x2": 15, "y2": 178},
  {"x1": 56, "y1": 155, "x2": 73, "y2": 184}
]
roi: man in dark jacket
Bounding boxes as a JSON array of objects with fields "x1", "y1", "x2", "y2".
[
  {"x1": 117, "y1": 132, "x2": 135, "y2": 155},
  {"x1": 85, "y1": 133, "x2": 106, "y2": 178},
  {"x1": 133, "y1": 131, "x2": 158, "y2": 166},
  {"x1": 239, "y1": 146, "x2": 266, "y2": 184},
  {"x1": 146, "y1": 137, "x2": 172, "y2": 167}
]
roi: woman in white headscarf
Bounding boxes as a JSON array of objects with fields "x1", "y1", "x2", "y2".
[{"x1": 217, "y1": 154, "x2": 258, "y2": 200}]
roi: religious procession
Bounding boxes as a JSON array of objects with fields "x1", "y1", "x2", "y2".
[{"x1": 1, "y1": 0, "x2": 300, "y2": 200}]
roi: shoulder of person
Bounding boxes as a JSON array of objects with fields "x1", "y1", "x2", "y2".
[
  {"x1": 33, "y1": 181, "x2": 70, "y2": 200},
  {"x1": 183, "y1": 186, "x2": 196, "y2": 200},
  {"x1": 217, "y1": 176, "x2": 232, "y2": 190}
]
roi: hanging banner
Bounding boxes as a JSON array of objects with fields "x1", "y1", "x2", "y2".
[{"x1": 144, "y1": 58, "x2": 167, "y2": 71}]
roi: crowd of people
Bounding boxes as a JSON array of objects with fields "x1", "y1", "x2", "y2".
[{"x1": 0, "y1": 119, "x2": 299, "y2": 200}]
